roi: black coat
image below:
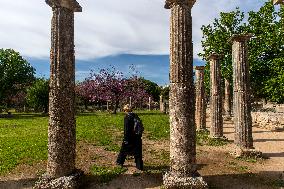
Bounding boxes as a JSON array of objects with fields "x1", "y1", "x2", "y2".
[{"x1": 121, "y1": 112, "x2": 142, "y2": 157}]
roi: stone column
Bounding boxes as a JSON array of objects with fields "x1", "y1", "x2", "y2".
[
  {"x1": 148, "y1": 97, "x2": 151, "y2": 111},
  {"x1": 195, "y1": 66, "x2": 206, "y2": 131},
  {"x1": 163, "y1": 1, "x2": 207, "y2": 188},
  {"x1": 160, "y1": 95, "x2": 165, "y2": 113},
  {"x1": 107, "y1": 101, "x2": 110, "y2": 111},
  {"x1": 224, "y1": 78, "x2": 232, "y2": 119},
  {"x1": 37, "y1": 1, "x2": 82, "y2": 188},
  {"x1": 231, "y1": 34, "x2": 261, "y2": 157},
  {"x1": 129, "y1": 97, "x2": 132, "y2": 107},
  {"x1": 208, "y1": 53, "x2": 223, "y2": 138}
]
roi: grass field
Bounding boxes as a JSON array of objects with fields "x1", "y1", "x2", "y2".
[
  {"x1": 0, "y1": 111, "x2": 170, "y2": 174},
  {"x1": 1, "y1": 111, "x2": 281, "y2": 189}
]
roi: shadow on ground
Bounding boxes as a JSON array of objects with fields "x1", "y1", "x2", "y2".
[
  {"x1": 0, "y1": 178, "x2": 36, "y2": 189},
  {"x1": 204, "y1": 171, "x2": 284, "y2": 189},
  {"x1": 0, "y1": 171, "x2": 283, "y2": 189}
]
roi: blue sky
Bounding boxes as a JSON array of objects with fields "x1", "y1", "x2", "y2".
[
  {"x1": 1, "y1": 0, "x2": 268, "y2": 85},
  {"x1": 27, "y1": 55, "x2": 205, "y2": 85}
]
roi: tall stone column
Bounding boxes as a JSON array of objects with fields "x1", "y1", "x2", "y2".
[
  {"x1": 163, "y1": 1, "x2": 207, "y2": 188},
  {"x1": 148, "y1": 97, "x2": 152, "y2": 111},
  {"x1": 208, "y1": 53, "x2": 223, "y2": 138},
  {"x1": 37, "y1": 1, "x2": 82, "y2": 188},
  {"x1": 129, "y1": 97, "x2": 132, "y2": 107},
  {"x1": 35, "y1": 1, "x2": 82, "y2": 188},
  {"x1": 224, "y1": 78, "x2": 232, "y2": 119},
  {"x1": 231, "y1": 34, "x2": 260, "y2": 157},
  {"x1": 195, "y1": 66, "x2": 206, "y2": 131},
  {"x1": 160, "y1": 95, "x2": 165, "y2": 113}
]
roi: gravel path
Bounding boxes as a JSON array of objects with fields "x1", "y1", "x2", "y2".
[{"x1": 224, "y1": 120, "x2": 284, "y2": 172}]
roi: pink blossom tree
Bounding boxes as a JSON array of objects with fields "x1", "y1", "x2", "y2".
[{"x1": 76, "y1": 66, "x2": 151, "y2": 114}]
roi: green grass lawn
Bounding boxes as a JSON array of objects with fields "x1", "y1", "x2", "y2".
[{"x1": 0, "y1": 111, "x2": 170, "y2": 174}]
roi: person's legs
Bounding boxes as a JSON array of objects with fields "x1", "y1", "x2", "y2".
[
  {"x1": 116, "y1": 152, "x2": 126, "y2": 165},
  {"x1": 134, "y1": 137, "x2": 143, "y2": 170},
  {"x1": 116, "y1": 143, "x2": 127, "y2": 165},
  {"x1": 134, "y1": 155, "x2": 143, "y2": 170}
]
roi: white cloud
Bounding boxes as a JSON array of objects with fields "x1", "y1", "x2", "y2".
[{"x1": 0, "y1": 0, "x2": 267, "y2": 60}]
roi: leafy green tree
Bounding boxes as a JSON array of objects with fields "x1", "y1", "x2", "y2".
[
  {"x1": 0, "y1": 49, "x2": 35, "y2": 106},
  {"x1": 247, "y1": 2, "x2": 284, "y2": 103},
  {"x1": 161, "y1": 86, "x2": 169, "y2": 101},
  {"x1": 199, "y1": 8, "x2": 246, "y2": 95},
  {"x1": 26, "y1": 79, "x2": 49, "y2": 113},
  {"x1": 140, "y1": 78, "x2": 161, "y2": 102},
  {"x1": 199, "y1": 1, "x2": 284, "y2": 103}
]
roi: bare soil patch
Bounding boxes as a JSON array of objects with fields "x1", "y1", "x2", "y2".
[{"x1": 1, "y1": 119, "x2": 284, "y2": 189}]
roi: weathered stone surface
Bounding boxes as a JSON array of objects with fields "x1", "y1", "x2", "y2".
[
  {"x1": 160, "y1": 95, "x2": 165, "y2": 113},
  {"x1": 195, "y1": 66, "x2": 206, "y2": 131},
  {"x1": 163, "y1": 172, "x2": 208, "y2": 189},
  {"x1": 231, "y1": 148, "x2": 262, "y2": 159},
  {"x1": 34, "y1": 170, "x2": 83, "y2": 189},
  {"x1": 273, "y1": 0, "x2": 284, "y2": 5},
  {"x1": 208, "y1": 53, "x2": 223, "y2": 138},
  {"x1": 252, "y1": 112, "x2": 284, "y2": 131},
  {"x1": 148, "y1": 97, "x2": 152, "y2": 111},
  {"x1": 224, "y1": 78, "x2": 232, "y2": 119},
  {"x1": 231, "y1": 34, "x2": 254, "y2": 150},
  {"x1": 46, "y1": 0, "x2": 82, "y2": 12},
  {"x1": 164, "y1": 1, "x2": 207, "y2": 188},
  {"x1": 46, "y1": 0, "x2": 81, "y2": 180}
]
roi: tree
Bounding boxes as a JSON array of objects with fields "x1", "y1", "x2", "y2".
[
  {"x1": 0, "y1": 49, "x2": 35, "y2": 107},
  {"x1": 247, "y1": 2, "x2": 284, "y2": 103},
  {"x1": 160, "y1": 86, "x2": 170, "y2": 101},
  {"x1": 199, "y1": 2, "x2": 284, "y2": 103},
  {"x1": 139, "y1": 78, "x2": 161, "y2": 102},
  {"x1": 77, "y1": 67, "x2": 150, "y2": 114},
  {"x1": 199, "y1": 8, "x2": 246, "y2": 96},
  {"x1": 26, "y1": 78, "x2": 49, "y2": 113}
]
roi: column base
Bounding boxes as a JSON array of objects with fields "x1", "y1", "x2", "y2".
[
  {"x1": 163, "y1": 171, "x2": 208, "y2": 189},
  {"x1": 231, "y1": 147, "x2": 263, "y2": 159},
  {"x1": 223, "y1": 115, "x2": 232, "y2": 121},
  {"x1": 197, "y1": 128, "x2": 209, "y2": 132},
  {"x1": 34, "y1": 170, "x2": 84, "y2": 189}
]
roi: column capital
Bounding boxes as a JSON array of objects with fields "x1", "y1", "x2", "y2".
[
  {"x1": 46, "y1": 0, "x2": 82, "y2": 12},
  {"x1": 165, "y1": 0, "x2": 196, "y2": 9},
  {"x1": 207, "y1": 52, "x2": 221, "y2": 61},
  {"x1": 273, "y1": 0, "x2": 284, "y2": 5},
  {"x1": 230, "y1": 34, "x2": 253, "y2": 43},
  {"x1": 194, "y1": 66, "x2": 205, "y2": 71}
]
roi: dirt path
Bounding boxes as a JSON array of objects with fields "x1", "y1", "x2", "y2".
[
  {"x1": 223, "y1": 119, "x2": 284, "y2": 180},
  {"x1": 1, "y1": 119, "x2": 284, "y2": 189}
]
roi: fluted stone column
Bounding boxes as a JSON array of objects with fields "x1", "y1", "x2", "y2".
[
  {"x1": 160, "y1": 95, "x2": 165, "y2": 113},
  {"x1": 36, "y1": 1, "x2": 82, "y2": 188},
  {"x1": 47, "y1": 0, "x2": 81, "y2": 178},
  {"x1": 163, "y1": 1, "x2": 207, "y2": 188},
  {"x1": 224, "y1": 78, "x2": 232, "y2": 119},
  {"x1": 148, "y1": 97, "x2": 152, "y2": 111},
  {"x1": 231, "y1": 34, "x2": 262, "y2": 158},
  {"x1": 208, "y1": 53, "x2": 223, "y2": 138},
  {"x1": 129, "y1": 97, "x2": 132, "y2": 107},
  {"x1": 195, "y1": 66, "x2": 206, "y2": 131}
]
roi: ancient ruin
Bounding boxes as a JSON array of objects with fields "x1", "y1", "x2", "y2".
[
  {"x1": 160, "y1": 95, "x2": 165, "y2": 113},
  {"x1": 231, "y1": 34, "x2": 261, "y2": 157},
  {"x1": 208, "y1": 53, "x2": 223, "y2": 138},
  {"x1": 224, "y1": 78, "x2": 232, "y2": 119},
  {"x1": 195, "y1": 66, "x2": 207, "y2": 131},
  {"x1": 148, "y1": 97, "x2": 152, "y2": 111},
  {"x1": 35, "y1": 0, "x2": 82, "y2": 188},
  {"x1": 163, "y1": 0, "x2": 208, "y2": 188}
]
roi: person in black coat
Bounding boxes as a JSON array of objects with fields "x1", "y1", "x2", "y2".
[{"x1": 116, "y1": 104, "x2": 143, "y2": 170}]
